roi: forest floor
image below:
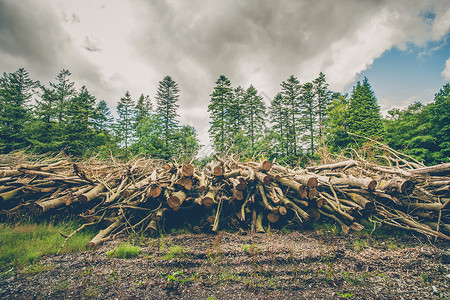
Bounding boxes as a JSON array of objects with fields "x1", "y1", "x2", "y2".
[{"x1": 0, "y1": 229, "x2": 449, "y2": 300}]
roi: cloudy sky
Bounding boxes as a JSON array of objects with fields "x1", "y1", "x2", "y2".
[{"x1": 1, "y1": 0, "x2": 450, "y2": 150}]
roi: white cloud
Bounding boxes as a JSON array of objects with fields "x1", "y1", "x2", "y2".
[
  {"x1": 442, "y1": 58, "x2": 450, "y2": 80},
  {"x1": 1, "y1": 0, "x2": 450, "y2": 146}
]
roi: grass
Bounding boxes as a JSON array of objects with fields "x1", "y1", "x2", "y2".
[
  {"x1": 163, "y1": 245, "x2": 185, "y2": 259},
  {"x1": 0, "y1": 220, "x2": 95, "y2": 272},
  {"x1": 353, "y1": 239, "x2": 369, "y2": 252},
  {"x1": 106, "y1": 242, "x2": 141, "y2": 259}
]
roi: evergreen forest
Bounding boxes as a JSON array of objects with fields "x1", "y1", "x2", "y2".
[{"x1": 0, "y1": 68, "x2": 449, "y2": 166}]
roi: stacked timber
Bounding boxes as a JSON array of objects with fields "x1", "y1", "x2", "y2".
[{"x1": 0, "y1": 152, "x2": 449, "y2": 252}]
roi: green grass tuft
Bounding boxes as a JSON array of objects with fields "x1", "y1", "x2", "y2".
[
  {"x1": 163, "y1": 245, "x2": 184, "y2": 259},
  {"x1": 0, "y1": 220, "x2": 95, "y2": 272},
  {"x1": 106, "y1": 242, "x2": 141, "y2": 259}
]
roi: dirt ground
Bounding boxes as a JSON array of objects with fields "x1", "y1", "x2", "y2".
[{"x1": 1, "y1": 230, "x2": 449, "y2": 300}]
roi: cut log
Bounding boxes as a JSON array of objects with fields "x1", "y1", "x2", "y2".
[
  {"x1": 410, "y1": 163, "x2": 450, "y2": 175},
  {"x1": 269, "y1": 172, "x2": 307, "y2": 198},
  {"x1": 86, "y1": 216, "x2": 123, "y2": 249},
  {"x1": 78, "y1": 182, "x2": 107, "y2": 203},
  {"x1": 378, "y1": 178, "x2": 415, "y2": 194},
  {"x1": 256, "y1": 211, "x2": 265, "y2": 233},
  {"x1": 167, "y1": 190, "x2": 187, "y2": 211},
  {"x1": 145, "y1": 220, "x2": 158, "y2": 235},
  {"x1": 347, "y1": 193, "x2": 375, "y2": 211},
  {"x1": 202, "y1": 188, "x2": 219, "y2": 207},
  {"x1": 255, "y1": 171, "x2": 271, "y2": 185},
  {"x1": 255, "y1": 160, "x2": 272, "y2": 172},
  {"x1": 294, "y1": 174, "x2": 318, "y2": 188},
  {"x1": 0, "y1": 187, "x2": 24, "y2": 206},
  {"x1": 307, "y1": 160, "x2": 357, "y2": 172},
  {"x1": 181, "y1": 164, "x2": 194, "y2": 177},
  {"x1": 329, "y1": 176, "x2": 377, "y2": 191}
]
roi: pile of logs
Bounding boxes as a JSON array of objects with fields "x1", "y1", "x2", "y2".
[{"x1": 1, "y1": 151, "x2": 449, "y2": 250}]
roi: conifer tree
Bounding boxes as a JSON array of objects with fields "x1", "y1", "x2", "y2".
[
  {"x1": 280, "y1": 75, "x2": 302, "y2": 156},
  {"x1": 0, "y1": 68, "x2": 39, "y2": 152},
  {"x1": 65, "y1": 86, "x2": 96, "y2": 155},
  {"x1": 313, "y1": 72, "x2": 331, "y2": 137},
  {"x1": 116, "y1": 91, "x2": 136, "y2": 156},
  {"x1": 242, "y1": 85, "x2": 266, "y2": 151},
  {"x1": 155, "y1": 76, "x2": 180, "y2": 150},
  {"x1": 93, "y1": 100, "x2": 114, "y2": 132},
  {"x1": 269, "y1": 92, "x2": 289, "y2": 156},
  {"x1": 348, "y1": 77, "x2": 383, "y2": 141},
  {"x1": 135, "y1": 94, "x2": 152, "y2": 125},
  {"x1": 50, "y1": 69, "x2": 75, "y2": 122},
  {"x1": 229, "y1": 86, "x2": 245, "y2": 138},
  {"x1": 208, "y1": 75, "x2": 233, "y2": 152},
  {"x1": 301, "y1": 82, "x2": 316, "y2": 153}
]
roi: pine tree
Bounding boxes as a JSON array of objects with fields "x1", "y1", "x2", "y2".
[
  {"x1": 348, "y1": 77, "x2": 383, "y2": 141},
  {"x1": 155, "y1": 76, "x2": 180, "y2": 150},
  {"x1": 301, "y1": 82, "x2": 316, "y2": 153},
  {"x1": 269, "y1": 92, "x2": 289, "y2": 156},
  {"x1": 313, "y1": 72, "x2": 331, "y2": 137},
  {"x1": 31, "y1": 85, "x2": 64, "y2": 152},
  {"x1": 325, "y1": 93, "x2": 351, "y2": 151},
  {"x1": 229, "y1": 86, "x2": 245, "y2": 137},
  {"x1": 280, "y1": 75, "x2": 302, "y2": 156},
  {"x1": 93, "y1": 100, "x2": 114, "y2": 132},
  {"x1": 208, "y1": 75, "x2": 233, "y2": 152},
  {"x1": 116, "y1": 91, "x2": 136, "y2": 156},
  {"x1": 0, "y1": 68, "x2": 39, "y2": 152},
  {"x1": 242, "y1": 85, "x2": 266, "y2": 152},
  {"x1": 50, "y1": 69, "x2": 75, "y2": 122},
  {"x1": 135, "y1": 94, "x2": 152, "y2": 125},
  {"x1": 65, "y1": 86, "x2": 96, "y2": 155}
]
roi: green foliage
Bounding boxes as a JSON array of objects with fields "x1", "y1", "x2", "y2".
[
  {"x1": 301, "y1": 82, "x2": 316, "y2": 153},
  {"x1": 347, "y1": 77, "x2": 384, "y2": 142},
  {"x1": 208, "y1": 75, "x2": 234, "y2": 152},
  {"x1": 115, "y1": 91, "x2": 136, "y2": 158},
  {"x1": 280, "y1": 75, "x2": 302, "y2": 156},
  {"x1": 163, "y1": 245, "x2": 185, "y2": 259},
  {"x1": 0, "y1": 220, "x2": 94, "y2": 271},
  {"x1": 242, "y1": 85, "x2": 266, "y2": 152},
  {"x1": 155, "y1": 75, "x2": 180, "y2": 151},
  {"x1": 106, "y1": 242, "x2": 141, "y2": 259},
  {"x1": 64, "y1": 86, "x2": 96, "y2": 156},
  {"x1": 0, "y1": 68, "x2": 39, "y2": 152},
  {"x1": 384, "y1": 84, "x2": 450, "y2": 165}
]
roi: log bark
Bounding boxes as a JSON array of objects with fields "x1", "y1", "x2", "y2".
[
  {"x1": 347, "y1": 193, "x2": 375, "y2": 211},
  {"x1": 167, "y1": 190, "x2": 187, "y2": 211},
  {"x1": 378, "y1": 178, "x2": 415, "y2": 194},
  {"x1": 86, "y1": 216, "x2": 123, "y2": 249}
]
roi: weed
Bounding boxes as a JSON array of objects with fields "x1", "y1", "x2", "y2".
[
  {"x1": 166, "y1": 270, "x2": 186, "y2": 283},
  {"x1": 243, "y1": 244, "x2": 250, "y2": 254},
  {"x1": 164, "y1": 245, "x2": 184, "y2": 260},
  {"x1": 106, "y1": 242, "x2": 141, "y2": 259},
  {"x1": 343, "y1": 271, "x2": 363, "y2": 285},
  {"x1": 55, "y1": 280, "x2": 70, "y2": 291},
  {"x1": 313, "y1": 221, "x2": 341, "y2": 235},
  {"x1": 421, "y1": 273, "x2": 430, "y2": 283},
  {"x1": 387, "y1": 241, "x2": 399, "y2": 250},
  {"x1": 336, "y1": 292, "x2": 355, "y2": 298},
  {"x1": 19, "y1": 264, "x2": 56, "y2": 275},
  {"x1": 353, "y1": 239, "x2": 369, "y2": 252}
]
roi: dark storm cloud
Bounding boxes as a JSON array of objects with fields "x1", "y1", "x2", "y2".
[
  {"x1": 0, "y1": 1, "x2": 66, "y2": 74},
  {"x1": 0, "y1": 0, "x2": 111, "y2": 100},
  {"x1": 132, "y1": 0, "x2": 393, "y2": 104}
]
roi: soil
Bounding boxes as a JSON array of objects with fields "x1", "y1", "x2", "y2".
[{"x1": 1, "y1": 230, "x2": 449, "y2": 299}]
